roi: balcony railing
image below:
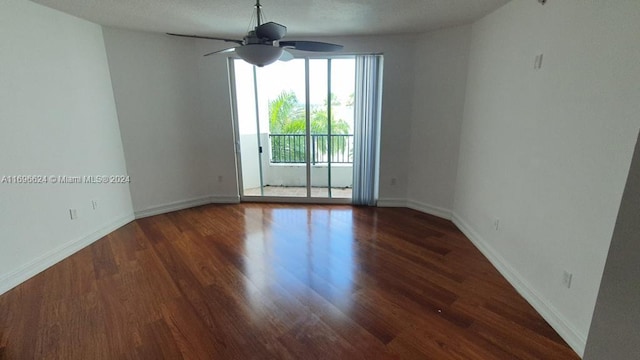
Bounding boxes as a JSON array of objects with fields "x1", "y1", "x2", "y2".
[{"x1": 270, "y1": 134, "x2": 354, "y2": 164}]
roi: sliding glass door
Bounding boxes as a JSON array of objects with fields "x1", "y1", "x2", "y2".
[
  {"x1": 231, "y1": 57, "x2": 356, "y2": 202},
  {"x1": 308, "y1": 59, "x2": 356, "y2": 199}
]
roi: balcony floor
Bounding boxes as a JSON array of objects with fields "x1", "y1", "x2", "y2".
[{"x1": 244, "y1": 186, "x2": 352, "y2": 199}]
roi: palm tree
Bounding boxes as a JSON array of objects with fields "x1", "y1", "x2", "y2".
[
  {"x1": 325, "y1": 93, "x2": 341, "y2": 107},
  {"x1": 268, "y1": 91, "x2": 304, "y2": 134},
  {"x1": 268, "y1": 90, "x2": 351, "y2": 163}
]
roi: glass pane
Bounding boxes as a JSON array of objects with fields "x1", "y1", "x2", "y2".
[
  {"x1": 234, "y1": 60, "x2": 264, "y2": 196},
  {"x1": 330, "y1": 58, "x2": 356, "y2": 199},
  {"x1": 309, "y1": 58, "x2": 355, "y2": 199},
  {"x1": 309, "y1": 59, "x2": 329, "y2": 198},
  {"x1": 256, "y1": 59, "x2": 307, "y2": 197}
]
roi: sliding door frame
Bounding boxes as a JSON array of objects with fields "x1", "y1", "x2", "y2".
[{"x1": 229, "y1": 55, "x2": 362, "y2": 205}]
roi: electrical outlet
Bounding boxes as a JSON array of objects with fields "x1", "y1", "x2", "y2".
[
  {"x1": 218, "y1": 175, "x2": 223, "y2": 183},
  {"x1": 91, "y1": 200, "x2": 98, "y2": 210},
  {"x1": 391, "y1": 178, "x2": 397, "y2": 186},
  {"x1": 563, "y1": 271, "x2": 573, "y2": 288},
  {"x1": 69, "y1": 209, "x2": 78, "y2": 220},
  {"x1": 493, "y1": 218, "x2": 500, "y2": 231}
]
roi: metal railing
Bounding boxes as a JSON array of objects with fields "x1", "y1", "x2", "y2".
[{"x1": 270, "y1": 134, "x2": 354, "y2": 164}]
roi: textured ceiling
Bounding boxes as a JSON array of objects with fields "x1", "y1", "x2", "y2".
[{"x1": 30, "y1": 0, "x2": 510, "y2": 38}]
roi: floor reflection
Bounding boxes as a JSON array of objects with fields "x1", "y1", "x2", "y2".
[{"x1": 241, "y1": 206, "x2": 356, "y2": 315}]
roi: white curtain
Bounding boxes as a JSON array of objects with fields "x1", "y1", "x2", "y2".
[{"x1": 352, "y1": 55, "x2": 383, "y2": 206}]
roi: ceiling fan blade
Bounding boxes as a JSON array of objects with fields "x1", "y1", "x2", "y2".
[
  {"x1": 255, "y1": 22, "x2": 287, "y2": 40},
  {"x1": 204, "y1": 47, "x2": 237, "y2": 57},
  {"x1": 167, "y1": 33, "x2": 243, "y2": 45},
  {"x1": 278, "y1": 41, "x2": 343, "y2": 52},
  {"x1": 279, "y1": 49, "x2": 294, "y2": 62}
]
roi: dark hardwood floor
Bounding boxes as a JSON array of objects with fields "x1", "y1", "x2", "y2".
[{"x1": 0, "y1": 204, "x2": 579, "y2": 359}]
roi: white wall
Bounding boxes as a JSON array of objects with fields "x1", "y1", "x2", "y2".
[
  {"x1": 406, "y1": 25, "x2": 471, "y2": 218},
  {"x1": 103, "y1": 31, "x2": 417, "y2": 210},
  {"x1": 0, "y1": 0, "x2": 133, "y2": 294},
  {"x1": 452, "y1": 0, "x2": 640, "y2": 355},
  {"x1": 102, "y1": 28, "x2": 239, "y2": 218},
  {"x1": 584, "y1": 131, "x2": 640, "y2": 359}
]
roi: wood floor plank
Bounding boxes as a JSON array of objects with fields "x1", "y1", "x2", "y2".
[
  {"x1": 160, "y1": 297, "x2": 229, "y2": 359},
  {"x1": 0, "y1": 204, "x2": 580, "y2": 359},
  {"x1": 34, "y1": 292, "x2": 113, "y2": 360},
  {"x1": 0, "y1": 275, "x2": 46, "y2": 359},
  {"x1": 135, "y1": 319, "x2": 184, "y2": 360},
  {"x1": 277, "y1": 313, "x2": 364, "y2": 360}
]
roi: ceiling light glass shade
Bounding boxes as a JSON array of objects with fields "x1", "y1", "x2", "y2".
[{"x1": 235, "y1": 44, "x2": 283, "y2": 67}]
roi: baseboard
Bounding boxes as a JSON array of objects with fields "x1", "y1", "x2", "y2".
[
  {"x1": 210, "y1": 195, "x2": 241, "y2": 204},
  {"x1": 451, "y1": 212, "x2": 587, "y2": 357},
  {"x1": 243, "y1": 196, "x2": 351, "y2": 205},
  {"x1": 406, "y1": 199, "x2": 452, "y2": 220},
  {"x1": 0, "y1": 213, "x2": 134, "y2": 296},
  {"x1": 134, "y1": 195, "x2": 240, "y2": 219},
  {"x1": 377, "y1": 198, "x2": 407, "y2": 207}
]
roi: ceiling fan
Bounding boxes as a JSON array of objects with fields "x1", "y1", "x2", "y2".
[{"x1": 167, "y1": 0, "x2": 343, "y2": 67}]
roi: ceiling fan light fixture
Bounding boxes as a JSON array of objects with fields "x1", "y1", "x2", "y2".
[{"x1": 235, "y1": 44, "x2": 283, "y2": 67}]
